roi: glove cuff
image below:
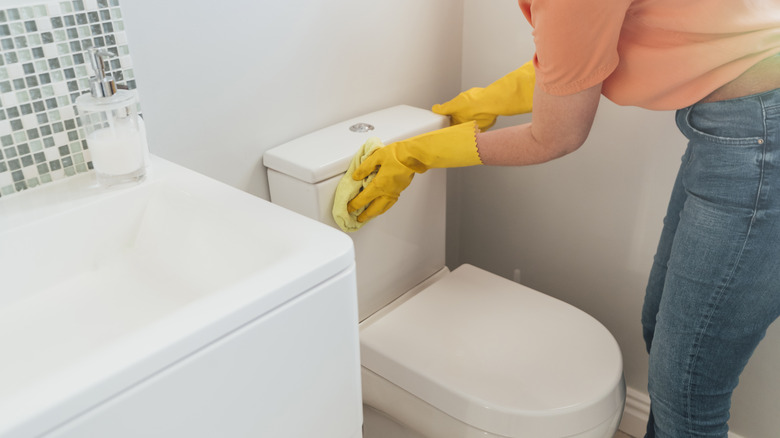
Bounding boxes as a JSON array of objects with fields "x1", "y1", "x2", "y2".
[
  {"x1": 480, "y1": 61, "x2": 535, "y2": 116},
  {"x1": 397, "y1": 121, "x2": 482, "y2": 170}
]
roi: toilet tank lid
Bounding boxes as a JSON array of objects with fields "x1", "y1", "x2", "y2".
[{"x1": 263, "y1": 105, "x2": 448, "y2": 184}]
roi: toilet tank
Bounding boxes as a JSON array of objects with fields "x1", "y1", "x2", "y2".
[{"x1": 264, "y1": 105, "x2": 449, "y2": 321}]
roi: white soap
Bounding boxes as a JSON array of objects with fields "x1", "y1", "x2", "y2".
[{"x1": 88, "y1": 117, "x2": 145, "y2": 176}]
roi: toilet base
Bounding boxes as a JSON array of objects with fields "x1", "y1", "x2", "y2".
[
  {"x1": 362, "y1": 367, "x2": 626, "y2": 438},
  {"x1": 364, "y1": 406, "x2": 426, "y2": 438}
]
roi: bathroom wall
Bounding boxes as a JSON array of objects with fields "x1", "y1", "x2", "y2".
[
  {"x1": 456, "y1": 2, "x2": 780, "y2": 437},
  {"x1": 118, "y1": 0, "x2": 464, "y2": 200},
  {"x1": 1, "y1": 0, "x2": 463, "y2": 200},
  {"x1": 0, "y1": 0, "x2": 137, "y2": 197}
]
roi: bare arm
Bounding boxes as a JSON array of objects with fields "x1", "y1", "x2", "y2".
[{"x1": 476, "y1": 82, "x2": 602, "y2": 165}]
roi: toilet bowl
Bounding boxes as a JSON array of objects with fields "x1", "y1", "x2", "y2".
[
  {"x1": 361, "y1": 265, "x2": 624, "y2": 438},
  {"x1": 264, "y1": 105, "x2": 625, "y2": 438}
]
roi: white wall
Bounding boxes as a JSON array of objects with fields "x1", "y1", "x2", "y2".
[
  {"x1": 456, "y1": 2, "x2": 780, "y2": 437},
  {"x1": 120, "y1": 0, "x2": 463, "y2": 199}
]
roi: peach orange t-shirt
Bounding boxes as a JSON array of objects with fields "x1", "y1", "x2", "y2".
[{"x1": 518, "y1": 0, "x2": 780, "y2": 110}]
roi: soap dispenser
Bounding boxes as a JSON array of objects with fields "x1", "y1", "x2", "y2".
[{"x1": 76, "y1": 48, "x2": 148, "y2": 187}]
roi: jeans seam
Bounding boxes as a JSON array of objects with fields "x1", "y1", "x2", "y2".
[
  {"x1": 683, "y1": 124, "x2": 768, "y2": 434},
  {"x1": 680, "y1": 110, "x2": 697, "y2": 171},
  {"x1": 760, "y1": 94, "x2": 770, "y2": 140}
]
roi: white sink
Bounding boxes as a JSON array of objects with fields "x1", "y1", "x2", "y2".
[{"x1": 0, "y1": 157, "x2": 361, "y2": 438}]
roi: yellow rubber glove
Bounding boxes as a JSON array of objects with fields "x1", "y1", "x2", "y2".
[
  {"x1": 347, "y1": 121, "x2": 481, "y2": 223},
  {"x1": 432, "y1": 60, "x2": 535, "y2": 131}
]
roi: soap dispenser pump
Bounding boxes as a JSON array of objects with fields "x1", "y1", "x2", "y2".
[{"x1": 76, "y1": 48, "x2": 147, "y2": 187}]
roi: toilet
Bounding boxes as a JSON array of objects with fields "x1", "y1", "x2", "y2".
[{"x1": 264, "y1": 105, "x2": 625, "y2": 438}]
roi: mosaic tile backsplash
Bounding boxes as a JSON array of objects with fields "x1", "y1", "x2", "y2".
[{"x1": 0, "y1": 0, "x2": 137, "y2": 198}]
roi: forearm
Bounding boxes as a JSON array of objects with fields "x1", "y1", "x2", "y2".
[
  {"x1": 476, "y1": 123, "x2": 574, "y2": 165},
  {"x1": 476, "y1": 82, "x2": 602, "y2": 166}
]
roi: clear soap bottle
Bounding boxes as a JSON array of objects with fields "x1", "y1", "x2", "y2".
[{"x1": 76, "y1": 48, "x2": 148, "y2": 187}]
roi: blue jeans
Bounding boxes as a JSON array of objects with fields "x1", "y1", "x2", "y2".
[{"x1": 642, "y1": 87, "x2": 780, "y2": 437}]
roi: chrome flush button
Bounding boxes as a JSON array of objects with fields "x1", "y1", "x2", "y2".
[{"x1": 349, "y1": 122, "x2": 375, "y2": 133}]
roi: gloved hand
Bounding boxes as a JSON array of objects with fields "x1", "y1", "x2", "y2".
[
  {"x1": 347, "y1": 121, "x2": 481, "y2": 223},
  {"x1": 432, "y1": 60, "x2": 535, "y2": 131}
]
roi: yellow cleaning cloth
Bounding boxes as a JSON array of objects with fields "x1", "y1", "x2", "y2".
[{"x1": 332, "y1": 137, "x2": 384, "y2": 232}]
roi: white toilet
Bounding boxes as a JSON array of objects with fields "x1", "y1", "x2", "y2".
[{"x1": 264, "y1": 105, "x2": 625, "y2": 438}]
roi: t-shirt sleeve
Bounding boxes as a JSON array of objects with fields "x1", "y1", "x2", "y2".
[{"x1": 518, "y1": 0, "x2": 632, "y2": 96}]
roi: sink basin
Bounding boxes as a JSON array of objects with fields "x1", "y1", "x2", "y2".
[{"x1": 0, "y1": 156, "x2": 360, "y2": 437}]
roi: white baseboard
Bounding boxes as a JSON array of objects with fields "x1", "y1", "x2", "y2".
[
  {"x1": 618, "y1": 387, "x2": 651, "y2": 437},
  {"x1": 619, "y1": 387, "x2": 745, "y2": 438}
]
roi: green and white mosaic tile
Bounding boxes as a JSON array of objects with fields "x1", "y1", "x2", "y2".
[{"x1": 0, "y1": 0, "x2": 137, "y2": 197}]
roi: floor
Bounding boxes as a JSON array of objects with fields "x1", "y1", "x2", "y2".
[{"x1": 615, "y1": 431, "x2": 635, "y2": 438}]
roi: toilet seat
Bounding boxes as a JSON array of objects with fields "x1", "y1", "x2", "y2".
[{"x1": 360, "y1": 264, "x2": 625, "y2": 438}]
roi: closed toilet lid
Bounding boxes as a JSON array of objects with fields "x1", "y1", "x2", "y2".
[{"x1": 360, "y1": 264, "x2": 624, "y2": 438}]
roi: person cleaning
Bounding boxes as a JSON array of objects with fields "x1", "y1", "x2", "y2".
[{"x1": 345, "y1": 0, "x2": 780, "y2": 437}]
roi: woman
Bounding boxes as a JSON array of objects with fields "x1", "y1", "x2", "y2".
[{"x1": 348, "y1": 1, "x2": 780, "y2": 436}]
